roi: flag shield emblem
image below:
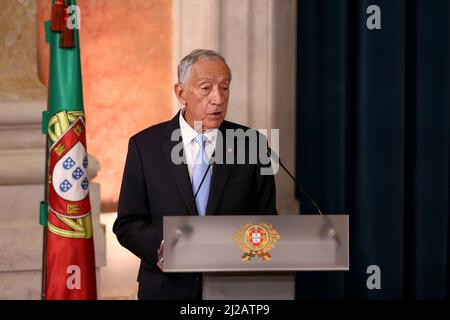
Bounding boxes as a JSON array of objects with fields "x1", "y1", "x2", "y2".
[
  {"x1": 48, "y1": 117, "x2": 91, "y2": 219},
  {"x1": 251, "y1": 231, "x2": 261, "y2": 244},
  {"x1": 53, "y1": 141, "x2": 89, "y2": 202}
]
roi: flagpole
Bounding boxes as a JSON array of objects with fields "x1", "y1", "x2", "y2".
[
  {"x1": 41, "y1": 225, "x2": 47, "y2": 300},
  {"x1": 41, "y1": 118, "x2": 49, "y2": 301}
]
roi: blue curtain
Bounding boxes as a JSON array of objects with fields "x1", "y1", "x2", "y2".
[{"x1": 296, "y1": 0, "x2": 450, "y2": 299}]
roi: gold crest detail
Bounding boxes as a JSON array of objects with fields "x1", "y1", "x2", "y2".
[
  {"x1": 48, "y1": 214, "x2": 93, "y2": 239},
  {"x1": 54, "y1": 143, "x2": 66, "y2": 156},
  {"x1": 67, "y1": 204, "x2": 80, "y2": 214},
  {"x1": 73, "y1": 124, "x2": 83, "y2": 136},
  {"x1": 233, "y1": 223, "x2": 281, "y2": 261}
]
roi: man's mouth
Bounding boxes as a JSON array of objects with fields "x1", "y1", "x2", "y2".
[{"x1": 207, "y1": 111, "x2": 223, "y2": 118}]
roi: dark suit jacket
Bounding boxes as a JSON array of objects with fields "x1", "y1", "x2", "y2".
[{"x1": 113, "y1": 112, "x2": 277, "y2": 299}]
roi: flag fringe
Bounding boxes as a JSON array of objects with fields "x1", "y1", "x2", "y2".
[
  {"x1": 60, "y1": 5, "x2": 75, "y2": 49},
  {"x1": 50, "y1": 0, "x2": 65, "y2": 32}
]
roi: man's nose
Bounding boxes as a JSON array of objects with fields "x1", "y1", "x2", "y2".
[{"x1": 210, "y1": 86, "x2": 223, "y2": 105}]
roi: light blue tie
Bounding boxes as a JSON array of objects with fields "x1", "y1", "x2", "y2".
[{"x1": 192, "y1": 134, "x2": 212, "y2": 216}]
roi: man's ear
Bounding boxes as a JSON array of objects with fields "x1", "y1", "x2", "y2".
[{"x1": 174, "y1": 83, "x2": 187, "y2": 105}]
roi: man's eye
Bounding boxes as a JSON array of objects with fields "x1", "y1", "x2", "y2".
[{"x1": 201, "y1": 86, "x2": 210, "y2": 91}]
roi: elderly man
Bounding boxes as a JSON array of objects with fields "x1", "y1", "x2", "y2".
[{"x1": 113, "y1": 49, "x2": 277, "y2": 300}]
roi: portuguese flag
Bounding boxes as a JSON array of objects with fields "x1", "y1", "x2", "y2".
[{"x1": 40, "y1": 0, "x2": 97, "y2": 300}]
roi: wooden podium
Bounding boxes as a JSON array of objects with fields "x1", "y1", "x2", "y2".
[{"x1": 163, "y1": 215, "x2": 349, "y2": 300}]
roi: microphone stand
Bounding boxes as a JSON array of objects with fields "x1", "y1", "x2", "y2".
[{"x1": 267, "y1": 147, "x2": 341, "y2": 247}]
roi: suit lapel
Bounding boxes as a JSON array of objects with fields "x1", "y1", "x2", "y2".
[
  {"x1": 206, "y1": 123, "x2": 231, "y2": 215},
  {"x1": 162, "y1": 112, "x2": 197, "y2": 215},
  {"x1": 205, "y1": 162, "x2": 230, "y2": 215}
]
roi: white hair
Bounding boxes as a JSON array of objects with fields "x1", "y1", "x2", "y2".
[{"x1": 177, "y1": 49, "x2": 232, "y2": 85}]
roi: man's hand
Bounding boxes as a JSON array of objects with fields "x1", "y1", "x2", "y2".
[{"x1": 157, "y1": 240, "x2": 164, "y2": 271}]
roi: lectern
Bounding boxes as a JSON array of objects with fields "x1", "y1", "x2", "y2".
[{"x1": 163, "y1": 215, "x2": 349, "y2": 300}]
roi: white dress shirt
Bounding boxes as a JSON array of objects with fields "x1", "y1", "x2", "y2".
[{"x1": 179, "y1": 108, "x2": 218, "y2": 181}]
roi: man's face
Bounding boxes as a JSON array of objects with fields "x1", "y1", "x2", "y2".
[{"x1": 175, "y1": 58, "x2": 231, "y2": 131}]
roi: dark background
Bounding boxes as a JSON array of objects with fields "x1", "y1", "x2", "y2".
[{"x1": 296, "y1": 0, "x2": 450, "y2": 299}]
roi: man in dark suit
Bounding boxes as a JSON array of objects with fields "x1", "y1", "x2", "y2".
[{"x1": 113, "y1": 49, "x2": 277, "y2": 300}]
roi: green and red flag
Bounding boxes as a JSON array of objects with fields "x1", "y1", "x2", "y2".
[{"x1": 40, "y1": 0, "x2": 96, "y2": 300}]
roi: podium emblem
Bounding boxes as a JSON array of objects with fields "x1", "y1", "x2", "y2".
[{"x1": 233, "y1": 223, "x2": 281, "y2": 261}]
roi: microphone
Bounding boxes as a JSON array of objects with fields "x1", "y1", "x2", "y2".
[
  {"x1": 171, "y1": 156, "x2": 215, "y2": 249},
  {"x1": 267, "y1": 147, "x2": 323, "y2": 215},
  {"x1": 188, "y1": 156, "x2": 215, "y2": 215},
  {"x1": 267, "y1": 147, "x2": 341, "y2": 247}
]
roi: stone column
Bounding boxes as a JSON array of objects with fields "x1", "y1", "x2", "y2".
[{"x1": 173, "y1": 0, "x2": 299, "y2": 214}]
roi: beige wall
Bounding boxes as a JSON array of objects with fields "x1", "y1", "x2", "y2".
[{"x1": 0, "y1": 0, "x2": 45, "y2": 100}]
